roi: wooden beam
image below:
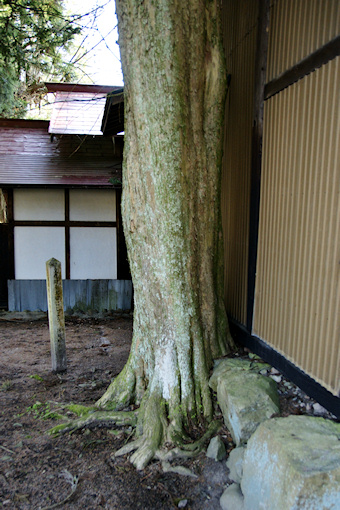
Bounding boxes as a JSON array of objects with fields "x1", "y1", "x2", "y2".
[
  {"x1": 65, "y1": 189, "x2": 70, "y2": 280},
  {"x1": 247, "y1": 0, "x2": 270, "y2": 331},
  {"x1": 265, "y1": 35, "x2": 340, "y2": 100},
  {"x1": 7, "y1": 189, "x2": 15, "y2": 281},
  {"x1": 12, "y1": 221, "x2": 117, "y2": 227},
  {"x1": 116, "y1": 189, "x2": 131, "y2": 280}
]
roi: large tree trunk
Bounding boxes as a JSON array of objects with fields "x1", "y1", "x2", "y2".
[
  {"x1": 97, "y1": 0, "x2": 235, "y2": 468},
  {"x1": 53, "y1": 0, "x2": 235, "y2": 470}
]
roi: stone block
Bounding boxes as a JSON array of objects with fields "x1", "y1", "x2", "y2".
[
  {"x1": 241, "y1": 415, "x2": 340, "y2": 509},
  {"x1": 216, "y1": 370, "x2": 279, "y2": 445},
  {"x1": 210, "y1": 358, "x2": 271, "y2": 392}
]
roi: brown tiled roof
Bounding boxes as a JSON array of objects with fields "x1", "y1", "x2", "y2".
[{"x1": 0, "y1": 120, "x2": 122, "y2": 187}]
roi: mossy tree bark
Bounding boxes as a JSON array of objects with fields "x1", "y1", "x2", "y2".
[{"x1": 53, "y1": 0, "x2": 235, "y2": 470}]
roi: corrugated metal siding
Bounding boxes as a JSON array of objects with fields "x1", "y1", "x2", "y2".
[
  {"x1": 253, "y1": 57, "x2": 340, "y2": 395},
  {"x1": 221, "y1": 0, "x2": 258, "y2": 323},
  {"x1": 267, "y1": 0, "x2": 340, "y2": 81},
  {"x1": 8, "y1": 279, "x2": 133, "y2": 312},
  {"x1": 0, "y1": 122, "x2": 122, "y2": 186}
]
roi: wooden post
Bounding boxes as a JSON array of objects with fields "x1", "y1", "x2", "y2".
[{"x1": 46, "y1": 258, "x2": 67, "y2": 372}]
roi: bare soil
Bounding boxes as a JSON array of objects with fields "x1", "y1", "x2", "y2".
[
  {"x1": 0, "y1": 315, "x2": 337, "y2": 510},
  {"x1": 0, "y1": 316, "x2": 233, "y2": 510}
]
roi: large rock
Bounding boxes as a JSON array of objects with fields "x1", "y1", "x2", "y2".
[
  {"x1": 210, "y1": 358, "x2": 271, "y2": 391},
  {"x1": 210, "y1": 359, "x2": 279, "y2": 445},
  {"x1": 241, "y1": 415, "x2": 340, "y2": 509}
]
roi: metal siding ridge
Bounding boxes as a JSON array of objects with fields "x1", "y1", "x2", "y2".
[{"x1": 267, "y1": 0, "x2": 340, "y2": 82}]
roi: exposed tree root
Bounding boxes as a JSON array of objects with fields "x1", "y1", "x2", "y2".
[
  {"x1": 48, "y1": 336, "x2": 226, "y2": 471},
  {"x1": 161, "y1": 462, "x2": 198, "y2": 478},
  {"x1": 50, "y1": 389, "x2": 222, "y2": 472},
  {"x1": 112, "y1": 416, "x2": 222, "y2": 471},
  {"x1": 49, "y1": 409, "x2": 137, "y2": 436},
  {"x1": 155, "y1": 419, "x2": 222, "y2": 460}
]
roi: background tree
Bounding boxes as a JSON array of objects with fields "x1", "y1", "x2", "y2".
[
  {"x1": 52, "y1": 0, "x2": 235, "y2": 470},
  {"x1": 0, "y1": 0, "x2": 81, "y2": 117}
]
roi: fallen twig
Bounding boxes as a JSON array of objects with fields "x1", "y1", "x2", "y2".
[
  {"x1": 40, "y1": 470, "x2": 78, "y2": 510},
  {"x1": 0, "y1": 445, "x2": 15, "y2": 454}
]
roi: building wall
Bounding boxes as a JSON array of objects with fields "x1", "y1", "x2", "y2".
[
  {"x1": 12, "y1": 188, "x2": 117, "y2": 280},
  {"x1": 15, "y1": 226, "x2": 66, "y2": 279},
  {"x1": 69, "y1": 227, "x2": 116, "y2": 279},
  {"x1": 266, "y1": 0, "x2": 339, "y2": 82},
  {"x1": 222, "y1": 0, "x2": 339, "y2": 396},
  {"x1": 0, "y1": 121, "x2": 131, "y2": 310},
  {"x1": 253, "y1": 1, "x2": 340, "y2": 396}
]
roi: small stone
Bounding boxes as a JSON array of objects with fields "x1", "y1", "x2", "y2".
[
  {"x1": 270, "y1": 367, "x2": 280, "y2": 375},
  {"x1": 259, "y1": 369, "x2": 268, "y2": 375},
  {"x1": 270, "y1": 375, "x2": 282, "y2": 383},
  {"x1": 206, "y1": 436, "x2": 226, "y2": 461},
  {"x1": 312, "y1": 403, "x2": 327, "y2": 415},
  {"x1": 283, "y1": 381, "x2": 294, "y2": 389},
  {"x1": 178, "y1": 499, "x2": 188, "y2": 508},
  {"x1": 220, "y1": 484, "x2": 244, "y2": 510}
]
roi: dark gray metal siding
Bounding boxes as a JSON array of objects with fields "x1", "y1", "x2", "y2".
[{"x1": 8, "y1": 279, "x2": 132, "y2": 312}]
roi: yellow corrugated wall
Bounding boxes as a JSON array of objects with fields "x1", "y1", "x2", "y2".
[
  {"x1": 221, "y1": 0, "x2": 258, "y2": 323},
  {"x1": 253, "y1": 57, "x2": 340, "y2": 395},
  {"x1": 221, "y1": 0, "x2": 339, "y2": 396},
  {"x1": 267, "y1": 0, "x2": 339, "y2": 81}
]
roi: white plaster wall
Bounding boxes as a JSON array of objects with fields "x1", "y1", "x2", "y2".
[
  {"x1": 13, "y1": 189, "x2": 65, "y2": 220},
  {"x1": 69, "y1": 189, "x2": 116, "y2": 221},
  {"x1": 70, "y1": 227, "x2": 117, "y2": 279},
  {"x1": 14, "y1": 227, "x2": 66, "y2": 279}
]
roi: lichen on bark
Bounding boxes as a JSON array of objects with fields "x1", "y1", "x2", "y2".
[{"x1": 51, "y1": 0, "x2": 235, "y2": 470}]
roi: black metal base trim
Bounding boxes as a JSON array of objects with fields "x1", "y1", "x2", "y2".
[{"x1": 228, "y1": 317, "x2": 340, "y2": 420}]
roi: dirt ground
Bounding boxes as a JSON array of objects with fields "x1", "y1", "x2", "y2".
[
  {"x1": 0, "y1": 315, "x2": 337, "y2": 509},
  {"x1": 0, "y1": 315, "x2": 235, "y2": 510}
]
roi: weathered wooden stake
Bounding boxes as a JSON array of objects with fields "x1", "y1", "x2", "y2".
[{"x1": 46, "y1": 257, "x2": 67, "y2": 372}]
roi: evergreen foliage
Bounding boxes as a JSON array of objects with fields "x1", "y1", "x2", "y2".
[{"x1": 0, "y1": 0, "x2": 81, "y2": 117}]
